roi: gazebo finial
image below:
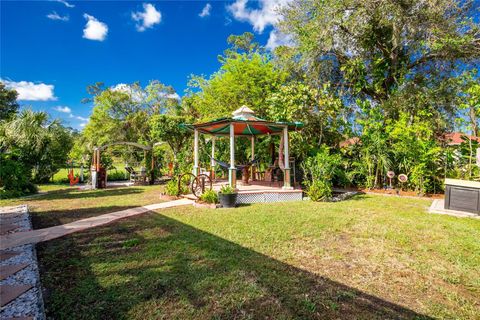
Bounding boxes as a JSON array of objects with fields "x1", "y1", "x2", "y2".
[{"x1": 232, "y1": 105, "x2": 255, "y2": 117}]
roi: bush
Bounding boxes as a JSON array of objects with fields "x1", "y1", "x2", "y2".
[
  {"x1": 305, "y1": 180, "x2": 332, "y2": 202},
  {"x1": 302, "y1": 146, "x2": 341, "y2": 202},
  {"x1": 0, "y1": 153, "x2": 37, "y2": 199},
  {"x1": 165, "y1": 179, "x2": 190, "y2": 196},
  {"x1": 107, "y1": 170, "x2": 128, "y2": 181},
  {"x1": 199, "y1": 189, "x2": 218, "y2": 203},
  {"x1": 165, "y1": 179, "x2": 179, "y2": 196},
  {"x1": 219, "y1": 185, "x2": 235, "y2": 194}
]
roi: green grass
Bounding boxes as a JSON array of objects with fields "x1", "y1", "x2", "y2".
[
  {"x1": 30, "y1": 193, "x2": 480, "y2": 319},
  {"x1": 0, "y1": 185, "x2": 166, "y2": 228}
]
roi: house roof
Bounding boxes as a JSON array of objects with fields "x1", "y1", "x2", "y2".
[
  {"x1": 339, "y1": 137, "x2": 361, "y2": 148},
  {"x1": 442, "y1": 132, "x2": 480, "y2": 146}
]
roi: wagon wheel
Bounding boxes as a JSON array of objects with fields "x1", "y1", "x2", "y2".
[
  {"x1": 191, "y1": 174, "x2": 212, "y2": 198},
  {"x1": 177, "y1": 173, "x2": 196, "y2": 196}
]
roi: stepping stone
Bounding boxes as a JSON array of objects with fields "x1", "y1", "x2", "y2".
[
  {"x1": 4, "y1": 318, "x2": 34, "y2": 320},
  {"x1": 0, "y1": 223, "x2": 19, "y2": 235},
  {"x1": 0, "y1": 263, "x2": 29, "y2": 281},
  {"x1": 0, "y1": 251, "x2": 20, "y2": 261},
  {"x1": 0, "y1": 284, "x2": 33, "y2": 307}
]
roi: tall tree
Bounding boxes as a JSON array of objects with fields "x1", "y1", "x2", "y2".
[
  {"x1": 185, "y1": 33, "x2": 287, "y2": 120},
  {"x1": 0, "y1": 83, "x2": 19, "y2": 121},
  {"x1": 279, "y1": 0, "x2": 480, "y2": 119}
]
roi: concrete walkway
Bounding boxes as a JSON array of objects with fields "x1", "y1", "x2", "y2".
[{"x1": 0, "y1": 199, "x2": 193, "y2": 250}]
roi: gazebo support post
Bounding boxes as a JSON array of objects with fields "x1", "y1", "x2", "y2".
[
  {"x1": 229, "y1": 123, "x2": 236, "y2": 188},
  {"x1": 283, "y1": 126, "x2": 292, "y2": 189},
  {"x1": 193, "y1": 129, "x2": 199, "y2": 176},
  {"x1": 251, "y1": 136, "x2": 255, "y2": 181},
  {"x1": 96, "y1": 148, "x2": 100, "y2": 171},
  {"x1": 210, "y1": 136, "x2": 216, "y2": 180}
]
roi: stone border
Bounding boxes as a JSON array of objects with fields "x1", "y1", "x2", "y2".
[{"x1": 0, "y1": 205, "x2": 46, "y2": 320}]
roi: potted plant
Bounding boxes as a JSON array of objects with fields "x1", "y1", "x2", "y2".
[{"x1": 218, "y1": 185, "x2": 237, "y2": 208}]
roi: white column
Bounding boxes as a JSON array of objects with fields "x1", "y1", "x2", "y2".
[
  {"x1": 283, "y1": 126, "x2": 292, "y2": 189},
  {"x1": 229, "y1": 123, "x2": 236, "y2": 187},
  {"x1": 193, "y1": 129, "x2": 199, "y2": 176},
  {"x1": 283, "y1": 127, "x2": 290, "y2": 170}
]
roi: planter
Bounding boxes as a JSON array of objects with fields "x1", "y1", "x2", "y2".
[{"x1": 219, "y1": 193, "x2": 237, "y2": 208}]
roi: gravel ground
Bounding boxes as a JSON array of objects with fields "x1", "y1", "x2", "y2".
[{"x1": 0, "y1": 205, "x2": 45, "y2": 320}]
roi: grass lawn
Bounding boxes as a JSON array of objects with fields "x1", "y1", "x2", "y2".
[
  {"x1": 28, "y1": 192, "x2": 479, "y2": 319},
  {"x1": 0, "y1": 184, "x2": 165, "y2": 228}
]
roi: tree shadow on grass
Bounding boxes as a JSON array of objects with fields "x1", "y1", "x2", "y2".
[
  {"x1": 27, "y1": 187, "x2": 146, "y2": 202},
  {"x1": 37, "y1": 212, "x2": 433, "y2": 320},
  {"x1": 31, "y1": 205, "x2": 141, "y2": 229}
]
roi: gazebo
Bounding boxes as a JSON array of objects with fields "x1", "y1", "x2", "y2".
[{"x1": 186, "y1": 106, "x2": 303, "y2": 189}]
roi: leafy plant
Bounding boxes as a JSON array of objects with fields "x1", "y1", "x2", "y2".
[
  {"x1": 219, "y1": 185, "x2": 235, "y2": 194},
  {"x1": 165, "y1": 179, "x2": 180, "y2": 196},
  {"x1": 302, "y1": 146, "x2": 341, "y2": 201},
  {"x1": 199, "y1": 189, "x2": 218, "y2": 204},
  {"x1": 305, "y1": 180, "x2": 332, "y2": 202}
]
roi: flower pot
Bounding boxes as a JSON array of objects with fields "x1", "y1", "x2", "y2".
[{"x1": 219, "y1": 193, "x2": 237, "y2": 208}]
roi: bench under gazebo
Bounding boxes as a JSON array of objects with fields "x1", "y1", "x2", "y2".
[{"x1": 184, "y1": 106, "x2": 304, "y2": 203}]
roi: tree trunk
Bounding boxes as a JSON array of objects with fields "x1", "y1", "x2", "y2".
[{"x1": 469, "y1": 107, "x2": 479, "y2": 137}]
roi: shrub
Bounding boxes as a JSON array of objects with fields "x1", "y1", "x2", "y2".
[
  {"x1": 165, "y1": 179, "x2": 180, "y2": 196},
  {"x1": 302, "y1": 146, "x2": 341, "y2": 202},
  {"x1": 306, "y1": 180, "x2": 332, "y2": 202},
  {"x1": 107, "y1": 170, "x2": 128, "y2": 181},
  {"x1": 165, "y1": 178, "x2": 189, "y2": 196},
  {"x1": 199, "y1": 189, "x2": 218, "y2": 203},
  {"x1": 0, "y1": 153, "x2": 37, "y2": 199},
  {"x1": 219, "y1": 185, "x2": 235, "y2": 194}
]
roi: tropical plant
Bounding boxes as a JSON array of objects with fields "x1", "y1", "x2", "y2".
[
  {"x1": 199, "y1": 189, "x2": 218, "y2": 204},
  {"x1": 302, "y1": 146, "x2": 341, "y2": 201},
  {"x1": 219, "y1": 185, "x2": 235, "y2": 194}
]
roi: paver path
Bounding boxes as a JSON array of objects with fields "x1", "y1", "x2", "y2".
[{"x1": 0, "y1": 199, "x2": 193, "y2": 250}]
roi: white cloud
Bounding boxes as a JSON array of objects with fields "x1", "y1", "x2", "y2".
[
  {"x1": 165, "y1": 93, "x2": 180, "y2": 100},
  {"x1": 76, "y1": 116, "x2": 89, "y2": 121},
  {"x1": 227, "y1": 0, "x2": 291, "y2": 33},
  {"x1": 131, "y1": 3, "x2": 161, "y2": 32},
  {"x1": 53, "y1": 0, "x2": 75, "y2": 8},
  {"x1": 79, "y1": 122, "x2": 87, "y2": 128},
  {"x1": 199, "y1": 3, "x2": 211, "y2": 18},
  {"x1": 47, "y1": 11, "x2": 69, "y2": 21},
  {"x1": 266, "y1": 29, "x2": 293, "y2": 50},
  {"x1": 112, "y1": 83, "x2": 180, "y2": 101},
  {"x1": 54, "y1": 106, "x2": 72, "y2": 113},
  {"x1": 111, "y1": 83, "x2": 146, "y2": 102},
  {"x1": 83, "y1": 14, "x2": 108, "y2": 41},
  {"x1": 1, "y1": 79, "x2": 56, "y2": 101}
]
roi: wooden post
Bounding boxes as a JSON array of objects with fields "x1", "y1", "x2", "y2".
[
  {"x1": 229, "y1": 123, "x2": 236, "y2": 188},
  {"x1": 210, "y1": 136, "x2": 216, "y2": 180},
  {"x1": 96, "y1": 149, "x2": 100, "y2": 171},
  {"x1": 283, "y1": 126, "x2": 292, "y2": 189},
  {"x1": 193, "y1": 129, "x2": 199, "y2": 176}
]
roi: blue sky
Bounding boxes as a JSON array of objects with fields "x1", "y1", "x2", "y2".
[{"x1": 1, "y1": 0, "x2": 287, "y2": 129}]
